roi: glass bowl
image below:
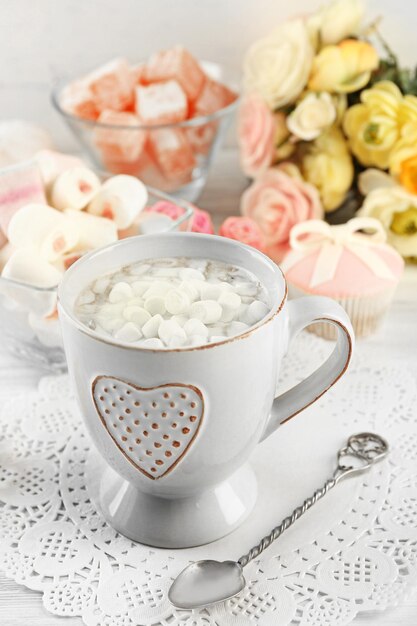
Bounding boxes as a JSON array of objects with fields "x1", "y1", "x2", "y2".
[
  {"x1": 0, "y1": 186, "x2": 194, "y2": 372},
  {"x1": 51, "y1": 64, "x2": 239, "y2": 203}
]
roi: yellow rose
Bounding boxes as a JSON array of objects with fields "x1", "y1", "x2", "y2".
[
  {"x1": 389, "y1": 121, "x2": 417, "y2": 176},
  {"x1": 301, "y1": 126, "x2": 354, "y2": 212},
  {"x1": 287, "y1": 92, "x2": 336, "y2": 140},
  {"x1": 359, "y1": 185, "x2": 417, "y2": 258},
  {"x1": 308, "y1": 39, "x2": 378, "y2": 93},
  {"x1": 244, "y1": 20, "x2": 313, "y2": 109},
  {"x1": 343, "y1": 81, "x2": 403, "y2": 169},
  {"x1": 316, "y1": 0, "x2": 365, "y2": 46}
]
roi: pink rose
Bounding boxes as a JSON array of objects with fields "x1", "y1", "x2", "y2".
[
  {"x1": 147, "y1": 201, "x2": 214, "y2": 234},
  {"x1": 238, "y1": 94, "x2": 277, "y2": 178},
  {"x1": 219, "y1": 216, "x2": 265, "y2": 251},
  {"x1": 240, "y1": 168, "x2": 323, "y2": 249},
  {"x1": 190, "y1": 206, "x2": 214, "y2": 234},
  {"x1": 148, "y1": 201, "x2": 184, "y2": 221}
]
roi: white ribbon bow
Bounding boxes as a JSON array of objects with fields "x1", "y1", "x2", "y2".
[{"x1": 283, "y1": 217, "x2": 395, "y2": 288}]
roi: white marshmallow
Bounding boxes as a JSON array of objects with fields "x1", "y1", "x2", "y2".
[
  {"x1": 238, "y1": 303, "x2": 249, "y2": 322},
  {"x1": 2, "y1": 247, "x2": 62, "y2": 288},
  {"x1": 158, "y1": 319, "x2": 186, "y2": 344},
  {"x1": 227, "y1": 321, "x2": 249, "y2": 337},
  {"x1": 123, "y1": 305, "x2": 151, "y2": 326},
  {"x1": 144, "y1": 281, "x2": 171, "y2": 298},
  {"x1": 126, "y1": 296, "x2": 144, "y2": 308},
  {"x1": 219, "y1": 291, "x2": 241, "y2": 322},
  {"x1": 246, "y1": 300, "x2": 270, "y2": 324},
  {"x1": 109, "y1": 281, "x2": 133, "y2": 303},
  {"x1": 210, "y1": 335, "x2": 227, "y2": 343},
  {"x1": 142, "y1": 313, "x2": 163, "y2": 338},
  {"x1": 165, "y1": 288, "x2": 190, "y2": 315},
  {"x1": 167, "y1": 334, "x2": 187, "y2": 348},
  {"x1": 1, "y1": 248, "x2": 60, "y2": 316},
  {"x1": 179, "y1": 267, "x2": 205, "y2": 281},
  {"x1": 190, "y1": 300, "x2": 222, "y2": 324},
  {"x1": 144, "y1": 295, "x2": 166, "y2": 315},
  {"x1": 171, "y1": 314, "x2": 188, "y2": 327},
  {"x1": 179, "y1": 280, "x2": 199, "y2": 302},
  {"x1": 115, "y1": 322, "x2": 143, "y2": 342},
  {"x1": 51, "y1": 166, "x2": 101, "y2": 211},
  {"x1": 219, "y1": 291, "x2": 241, "y2": 310},
  {"x1": 199, "y1": 282, "x2": 222, "y2": 300},
  {"x1": 7, "y1": 204, "x2": 79, "y2": 262},
  {"x1": 184, "y1": 318, "x2": 209, "y2": 338},
  {"x1": 140, "y1": 337, "x2": 164, "y2": 349},
  {"x1": 188, "y1": 334, "x2": 207, "y2": 347},
  {"x1": 88, "y1": 175, "x2": 148, "y2": 229},
  {"x1": 131, "y1": 280, "x2": 149, "y2": 296},
  {"x1": 64, "y1": 209, "x2": 118, "y2": 250}
]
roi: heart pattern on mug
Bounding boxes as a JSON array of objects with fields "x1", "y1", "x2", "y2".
[{"x1": 92, "y1": 376, "x2": 204, "y2": 480}]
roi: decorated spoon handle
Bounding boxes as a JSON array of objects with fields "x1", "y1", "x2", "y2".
[{"x1": 237, "y1": 432, "x2": 388, "y2": 568}]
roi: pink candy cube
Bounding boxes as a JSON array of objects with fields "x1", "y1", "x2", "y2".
[
  {"x1": 0, "y1": 161, "x2": 46, "y2": 235},
  {"x1": 193, "y1": 78, "x2": 237, "y2": 117},
  {"x1": 129, "y1": 62, "x2": 146, "y2": 87},
  {"x1": 60, "y1": 80, "x2": 99, "y2": 120},
  {"x1": 135, "y1": 80, "x2": 188, "y2": 125},
  {"x1": 94, "y1": 110, "x2": 147, "y2": 162},
  {"x1": 186, "y1": 122, "x2": 218, "y2": 156},
  {"x1": 149, "y1": 128, "x2": 196, "y2": 183},
  {"x1": 87, "y1": 58, "x2": 134, "y2": 112},
  {"x1": 145, "y1": 46, "x2": 206, "y2": 102}
]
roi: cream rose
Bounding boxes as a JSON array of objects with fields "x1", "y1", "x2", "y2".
[
  {"x1": 318, "y1": 0, "x2": 365, "y2": 45},
  {"x1": 287, "y1": 92, "x2": 336, "y2": 140},
  {"x1": 359, "y1": 185, "x2": 417, "y2": 258},
  {"x1": 244, "y1": 19, "x2": 314, "y2": 109},
  {"x1": 309, "y1": 39, "x2": 378, "y2": 94}
]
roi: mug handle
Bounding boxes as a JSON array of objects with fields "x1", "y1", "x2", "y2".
[{"x1": 261, "y1": 296, "x2": 354, "y2": 441}]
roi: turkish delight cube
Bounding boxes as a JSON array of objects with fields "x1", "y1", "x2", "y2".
[
  {"x1": 193, "y1": 78, "x2": 237, "y2": 117},
  {"x1": 149, "y1": 128, "x2": 196, "y2": 183},
  {"x1": 87, "y1": 58, "x2": 134, "y2": 112},
  {"x1": 135, "y1": 80, "x2": 188, "y2": 125},
  {"x1": 94, "y1": 110, "x2": 146, "y2": 162},
  {"x1": 145, "y1": 46, "x2": 206, "y2": 102}
]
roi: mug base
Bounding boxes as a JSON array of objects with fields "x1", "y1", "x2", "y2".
[{"x1": 86, "y1": 447, "x2": 257, "y2": 548}]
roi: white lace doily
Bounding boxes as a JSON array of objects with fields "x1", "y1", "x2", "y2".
[{"x1": 1, "y1": 332, "x2": 416, "y2": 626}]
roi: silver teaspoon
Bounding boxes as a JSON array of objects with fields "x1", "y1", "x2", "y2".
[{"x1": 168, "y1": 432, "x2": 389, "y2": 610}]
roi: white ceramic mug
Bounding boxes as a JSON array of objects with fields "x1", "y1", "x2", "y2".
[{"x1": 58, "y1": 233, "x2": 354, "y2": 548}]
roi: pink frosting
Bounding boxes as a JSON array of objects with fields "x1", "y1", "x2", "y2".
[{"x1": 283, "y1": 244, "x2": 404, "y2": 297}]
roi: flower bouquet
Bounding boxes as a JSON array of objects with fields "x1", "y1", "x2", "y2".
[{"x1": 235, "y1": 0, "x2": 417, "y2": 263}]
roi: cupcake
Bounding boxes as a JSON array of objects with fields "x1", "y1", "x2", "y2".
[{"x1": 281, "y1": 217, "x2": 404, "y2": 339}]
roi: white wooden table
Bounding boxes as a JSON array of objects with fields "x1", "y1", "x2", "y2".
[{"x1": 0, "y1": 149, "x2": 416, "y2": 625}]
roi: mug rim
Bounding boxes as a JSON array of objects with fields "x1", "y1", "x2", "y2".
[{"x1": 58, "y1": 232, "x2": 288, "y2": 352}]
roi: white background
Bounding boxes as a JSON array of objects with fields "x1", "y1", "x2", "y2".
[{"x1": 0, "y1": 0, "x2": 415, "y2": 149}]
